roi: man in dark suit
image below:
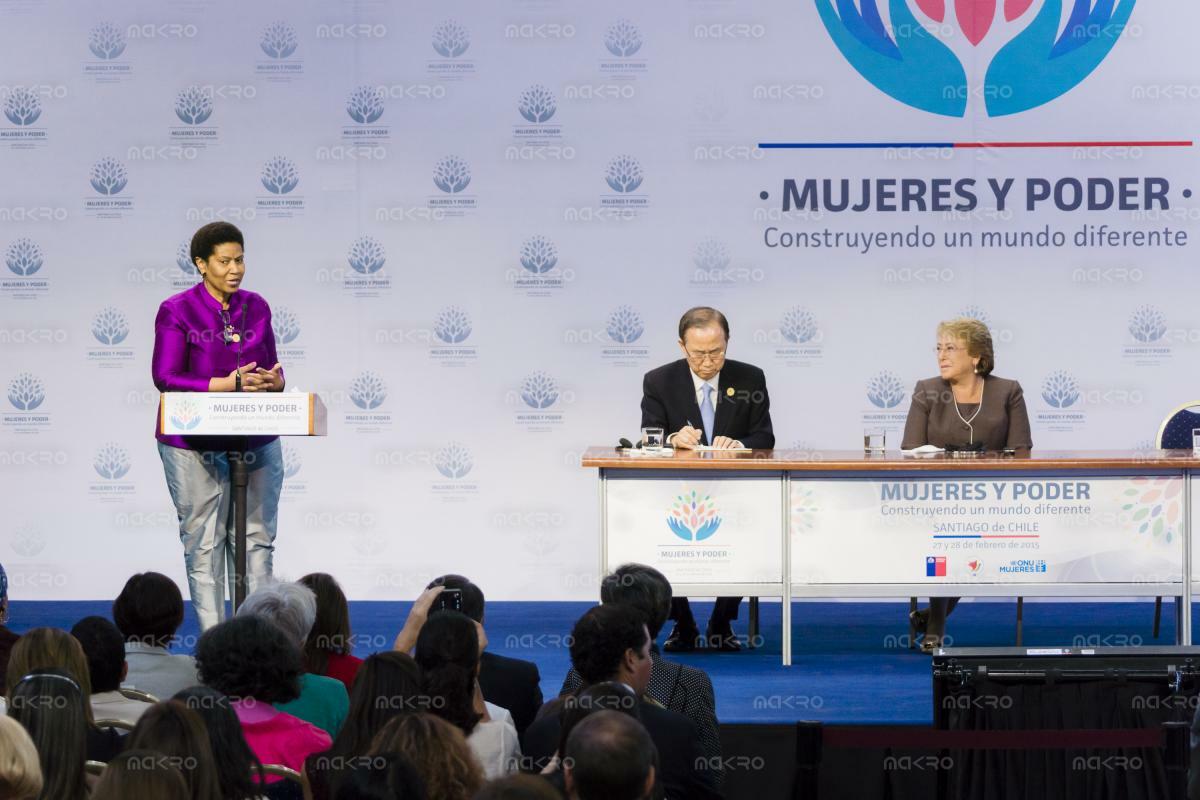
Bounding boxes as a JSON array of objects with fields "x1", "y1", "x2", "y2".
[
  {"x1": 641, "y1": 306, "x2": 774, "y2": 651},
  {"x1": 426, "y1": 574, "x2": 543, "y2": 737},
  {"x1": 522, "y1": 605, "x2": 721, "y2": 800}
]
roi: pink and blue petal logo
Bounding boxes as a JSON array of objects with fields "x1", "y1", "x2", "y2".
[
  {"x1": 816, "y1": 0, "x2": 1136, "y2": 117},
  {"x1": 169, "y1": 397, "x2": 202, "y2": 431},
  {"x1": 667, "y1": 490, "x2": 723, "y2": 542}
]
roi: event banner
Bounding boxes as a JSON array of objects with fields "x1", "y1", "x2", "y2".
[
  {"x1": 791, "y1": 475, "x2": 1183, "y2": 585},
  {"x1": 605, "y1": 474, "x2": 783, "y2": 586}
]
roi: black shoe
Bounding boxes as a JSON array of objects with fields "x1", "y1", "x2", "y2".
[
  {"x1": 663, "y1": 624, "x2": 700, "y2": 653},
  {"x1": 705, "y1": 623, "x2": 741, "y2": 652}
]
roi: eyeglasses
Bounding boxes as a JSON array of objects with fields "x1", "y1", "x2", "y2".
[
  {"x1": 935, "y1": 344, "x2": 966, "y2": 356},
  {"x1": 685, "y1": 349, "x2": 725, "y2": 363}
]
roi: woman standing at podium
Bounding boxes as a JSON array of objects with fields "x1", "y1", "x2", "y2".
[
  {"x1": 901, "y1": 317, "x2": 1032, "y2": 652},
  {"x1": 152, "y1": 222, "x2": 285, "y2": 630}
]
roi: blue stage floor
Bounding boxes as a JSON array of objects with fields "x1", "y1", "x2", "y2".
[{"x1": 14, "y1": 599, "x2": 1179, "y2": 726}]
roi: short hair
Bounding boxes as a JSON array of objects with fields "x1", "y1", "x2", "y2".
[
  {"x1": 600, "y1": 564, "x2": 672, "y2": 640},
  {"x1": 236, "y1": 580, "x2": 318, "y2": 648},
  {"x1": 367, "y1": 713, "x2": 483, "y2": 800},
  {"x1": 564, "y1": 711, "x2": 656, "y2": 800},
  {"x1": 69, "y1": 616, "x2": 125, "y2": 694},
  {"x1": 557, "y1": 681, "x2": 641, "y2": 760},
  {"x1": 569, "y1": 605, "x2": 648, "y2": 687},
  {"x1": 472, "y1": 774, "x2": 561, "y2": 800},
  {"x1": 0, "y1": 715, "x2": 42, "y2": 800},
  {"x1": 195, "y1": 615, "x2": 302, "y2": 705},
  {"x1": 126, "y1": 700, "x2": 222, "y2": 800},
  {"x1": 298, "y1": 573, "x2": 353, "y2": 675},
  {"x1": 414, "y1": 612, "x2": 481, "y2": 736},
  {"x1": 937, "y1": 317, "x2": 995, "y2": 376},
  {"x1": 91, "y1": 750, "x2": 190, "y2": 800},
  {"x1": 425, "y1": 574, "x2": 485, "y2": 623},
  {"x1": 189, "y1": 222, "x2": 244, "y2": 269},
  {"x1": 6, "y1": 628, "x2": 93, "y2": 702},
  {"x1": 112, "y1": 572, "x2": 185, "y2": 648},
  {"x1": 677, "y1": 306, "x2": 729, "y2": 342}
]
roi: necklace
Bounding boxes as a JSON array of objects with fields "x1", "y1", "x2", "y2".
[{"x1": 952, "y1": 377, "x2": 984, "y2": 444}]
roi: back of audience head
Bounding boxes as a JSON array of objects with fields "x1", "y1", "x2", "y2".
[
  {"x1": 368, "y1": 713, "x2": 483, "y2": 800},
  {"x1": 127, "y1": 699, "x2": 221, "y2": 800},
  {"x1": 8, "y1": 669, "x2": 88, "y2": 800},
  {"x1": 195, "y1": 615, "x2": 302, "y2": 705},
  {"x1": 563, "y1": 711, "x2": 656, "y2": 800},
  {"x1": 112, "y1": 572, "x2": 184, "y2": 649},
  {"x1": 6, "y1": 627, "x2": 93, "y2": 706},
  {"x1": 472, "y1": 774, "x2": 562, "y2": 800},
  {"x1": 68, "y1": 616, "x2": 125, "y2": 695},
  {"x1": 299, "y1": 572, "x2": 353, "y2": 674},
  {"x1": 0, "y1": 715, "x2": 42, "y2": 800},
  {"x1": 0, "y1": 563, "x2": 10, "y2": 623},
  {"x1": 330, "y1": 651, "x2": 424, "y2": 759},
  {"x1": 425, "y1": 575, "x2": 485, "y2": 624},
  {"x1": 414, "y1": 612, "x2": 481, "y2": 736},
  {"x1": 601, "y1": 564, "x2": 672, "y2": 641},
  {"x1": 91, "y1": 749, "x2": 190, "y2": 800},
  {"x1": 569, "y1": 605, "x2": 651, "y2": 693},
  {"x1": 236, "y1": 579, "x2": 318, "y2": 650},
  {"x1": 331, "y1": 753, "x2": 426, "y2": 800},
  {"x1": 173, "y1": 686, "x2": 264, "y2": 800},
  {"x1": 557, "y1": 682, "x2": 641, "y2": 761}
]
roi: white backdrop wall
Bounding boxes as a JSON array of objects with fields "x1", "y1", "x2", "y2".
[{"x1": 1, "y1": 0, "x2": 1195, "y2": 600}]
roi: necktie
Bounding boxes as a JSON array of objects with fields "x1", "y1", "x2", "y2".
[{"x1": 700, "y1": 383, "x2": 715, "y2": 446}]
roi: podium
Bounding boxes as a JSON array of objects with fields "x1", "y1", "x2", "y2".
[{"x1": 159, "y1": 392, "x2": 327, "y2": 610}]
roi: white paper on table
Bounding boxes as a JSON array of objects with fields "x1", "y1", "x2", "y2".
[{"x1": 900, "y1": 444, "x2": 944, "y2": 456}]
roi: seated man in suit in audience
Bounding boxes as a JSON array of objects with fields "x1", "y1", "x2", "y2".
[
  {"x1": 427, "y1": 574, "x2": 543, "y2": 738},
  {"x1": 564, "y1": 711, "x2": 656, "y2": 800},
  {"x1": 558, "y1": 564, "x2": 721, "y2": 785},
  {"x1": 641, "y1": 306, "x2": 774, "y2": 652},
  {"x1": 70, "y1": 616, "x2": 153, "y2": 723},
  {"x1": 522, "y1": 605, "x2": 721, "y2": 800}
]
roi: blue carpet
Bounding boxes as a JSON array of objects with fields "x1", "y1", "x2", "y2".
[{"x1": 13, "y1": 600, "x2": 1179, "y2": 726}]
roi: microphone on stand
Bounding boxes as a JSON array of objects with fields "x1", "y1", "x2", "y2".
[{"x1": 234, "y1": 301, "x2": 247, "y2": 392}]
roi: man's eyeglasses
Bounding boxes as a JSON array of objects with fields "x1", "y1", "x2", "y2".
[{"x1": 685, "y1": 349, "x2": 725, "y2": 363}]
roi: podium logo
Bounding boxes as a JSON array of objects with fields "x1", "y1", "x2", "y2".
[
  {"x1": 346, "y1": 85, "x2": 385, "y2": 124},
  {"x1": 667, "y1": 490, "x2": 722, "y2": 542},
  {"x1": 350, "y1": 371, "x2": 387, "y2": 410},
  {"x1": 260, "y1": 21, "x2": 298, "y2": 59},
  {"x1": 606, "y1": 306, "x2": 644, "y2": 344},
  {"x1": 433, "y1": 155, "x2": 471, "y2": 194},
  {"x1": 6, "y1": 238, "x2": 43, "y2": 276},
  {"x1": 518, "y1": 84, "x2": 556, "y2": 123},
  {"x1": 272, "y1": 307, "x2": 300, "y2": 345},
  {"x1": 519, "y1": 235, "x2": 558, "y2": 274},
  {"x1": 604, "y1": 155, "x2": 643, "y2": 193},
  {"x1": 94, "y1": 442, "x2": 131, "y2": 480},
  {"x1": 1041, "y1": 370, "x2": 1079, "y2": 408},
  {"x1": 89, "y1": 22, "x2": 127, "y2": 60},
  {"x1": 347, "y1": 236, "x2": 386, "y2": 274},
  {"x1": 432, "y1": 19, "x2": 470, "y2": 58},
  {"x1": 1128, "y1": 305, "x2": 1166, "y2": 344},
  {"x1": 604, "y1": 19, "x2": 642, "y2": 57},
  {"x1": 1122, "y1": 476, "x2": 1181, "y2": 542},
  {"x1": 90, "y1": 157, "x2": 128, "y2": 195},
  {"x1": 7, "y1": 373, "x2": 44, "y2": 411},
  {"x1": 780, "y1": 307, "x2": 818, "y2": 345},
  {"x1": 816, "y1": 0, "x2": 1135, "y2": 117},
  {"x1": 520, "y1": 371, "x2": 559, "y2": 409},
  {"x1": 174, "y1": 86, "x2": 213, "y2": 125},
  {"x1": 867, "y1": 371, "x2": 905, "y2": 409},
  {"x1": 3, "y1": 88, "x2": 42, "y2": 126},
  {"x1": 434, "y1": 307, "x2": 472, "y2": 344},
  {"x1": 91, "y1": 307, "x2": 129, "y2": 345},
  {"x1": 168, "y1": 397, "x2": 202, "y2": 431},
  {"x1": 261, "y1": 156, "x2": 299, "y2": 195},
  {"x1": 434, "y1": 442, "x2": 473, "y2": 479}
]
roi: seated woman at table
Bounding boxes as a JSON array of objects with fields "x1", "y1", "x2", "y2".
[{"x1": 901, "y1": 317, "x2": 1032, "y2": 652}]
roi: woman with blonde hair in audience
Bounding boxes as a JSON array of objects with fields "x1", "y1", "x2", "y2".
[
  {"x1": 0, "y1": 715, "x2": 42, "y2": 800},
  {"x1": 126, "y1": 699, "x2": 221, "y2": 800},
  {"x1": 91, "y1": 749, "x2": 190, "y2": 799},
  {"x1": 368, "y1": 713, "x2": 484, "y2": 800}
]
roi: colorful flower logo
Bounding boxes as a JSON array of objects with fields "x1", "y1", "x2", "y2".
[
  {"x1": 667, "y1": 490, "x2": 723, "y2": 542},
  {"x1": 1121, "y1": 476, "x2": 1182, "y2": 543},
  {"x1": 169, "y1": 397, "x2": 202, "y2": 431}
]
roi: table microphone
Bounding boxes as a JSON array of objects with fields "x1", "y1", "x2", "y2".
[{"x1": 617, "y1": 438, "x2": 643, "y2": 450}]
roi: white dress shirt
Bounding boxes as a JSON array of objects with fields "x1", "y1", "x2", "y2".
[{"x1": 469, "y1": 701, "x2": 522, "y2": 779}]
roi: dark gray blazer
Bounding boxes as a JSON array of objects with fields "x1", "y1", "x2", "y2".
[{"x1": 901, "y1": 375, "x2": 1033, "y2": 451}]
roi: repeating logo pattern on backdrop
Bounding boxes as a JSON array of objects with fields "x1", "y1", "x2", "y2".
[
  {"x1": 87, "y1": 307, "x2": 134, "y2": 368},
  {"x1": 85, "y1": 22, "x2": 132, "y2": 83},
  {"x1": 3, "y1": 238, "x2": 49, "y2": 300},
  {"x1": 346, "y1": 370, "x2": 392, "y2": 433},
  {"x1": 1036, "y1": 369, "x2": 1086, "y2": 433},
  {"x1": 90, "y1": 442, "x2": 135, "y2": 502},
  {"x1": 258, "y1": 156, "x2": 303, "y2": 218},
  {"x1": 257, "y1": 21, "x2": 303, "y2": 82}
]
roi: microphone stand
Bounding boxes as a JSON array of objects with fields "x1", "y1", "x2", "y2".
[{"x1": 229, "y1": 301, "x2": 250, "y2": 612}]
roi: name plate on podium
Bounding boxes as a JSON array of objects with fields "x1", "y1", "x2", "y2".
[{"x1": 159, "y1": 392, "x2": 327, "y2": 437}]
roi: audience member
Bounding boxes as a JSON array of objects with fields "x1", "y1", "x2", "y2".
[
  {"x1": 238, "y1": 580, "x2": 350, "y2": 738},
  {"x1": 8, "y1": 669, "x2": 90, "y2": 800},
  {"x1": 305, "y1": 652, "x2": 425, "y2": 800},
  {"x1": 126, "y1": 699, "x2": 222, "y2": 800},
  {"x1": 427, "y1": 575, "x2": 543, "y2": 737},
  {"x1": 300, "y1": 573, "x2": 365, "y2": 691},
  {"x1": 90, "y1": 749, "x2": 190, "y2": 799},
  {"x1": 174, "y1": 686, "x2": 266, "y2": 800},
  {"x1": 559, "y1": 564, "x2": 721, "y2": 781},
  {"x1": 368, "y1": 713, "x2": 483, "y2": 800},
  {"x1": 522, "y1": 605, "x2": 719, "y2": 800},
  {"x1": 415, "y1": 611, "x2": 520, "y2": 778},
  {"x1": 69, "y1": 616, "x2": 152, "y2": 723},
  {"x1": 563, "y1": 711, "x2": 656, "y2": 800},
  {"x1": 473, "y1": 774, "x2": 562, "y2": 800},
  {"x1": 195, "y1": 615, "x2": 331, "y2": 778},
  {"x1": 331, "y1": 753, "x2": 426, "y2": 800},
  {"x1": 112, "y1": 572, "x2": 198, "y2": 698},
  {"x1": 0, "y1": 564, "x2": 21, "y2": 698},
  {"x1": 0, "y1": 715, "x2": 42, "y2": 800}
]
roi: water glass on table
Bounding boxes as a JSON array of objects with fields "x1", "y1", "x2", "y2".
[
  {"x1": 642, "y1": 427, "x2": 665, "y2": 452},
  {"x1": 863, "y1": 428, "x2": 886, "y2": 455}
]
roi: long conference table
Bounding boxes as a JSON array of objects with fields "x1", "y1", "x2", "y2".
[{"x1": 581, "y1": 448, "x2": 1200, "y2": 665}]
